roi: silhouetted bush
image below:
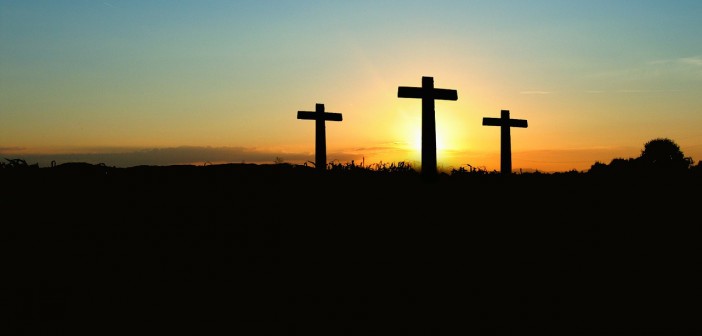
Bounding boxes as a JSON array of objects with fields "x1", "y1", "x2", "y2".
[
  {"x1": 587, "y1": 138, "x2": 696, "y2": 178},
  {"x1": 638, "y1": 137, "x2": 693, "y2": 173},
  {"x1": 1, "y1": 158, "x2": 39, "y2": 169}
]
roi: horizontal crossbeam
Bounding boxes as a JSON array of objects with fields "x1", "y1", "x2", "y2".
[
  {"x1": 397, "y1": 87, "x2": 457, "y2": 101},
  {"x1": 297, "y1": 111, "x2": 343, "y2": 121},
  {"x1": 482, "y1": 118, "x2": 527, "y2": 128}
]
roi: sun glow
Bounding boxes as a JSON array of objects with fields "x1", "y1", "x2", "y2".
[
  {"x1": 411, "y1": 127, "x2": 448, "y2": 154},
  {"x1": 393, "y1": 100, "x2": 479, "y2": 169}
]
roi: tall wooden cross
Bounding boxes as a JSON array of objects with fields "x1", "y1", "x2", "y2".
[
  {"x1": 482, "y1": 110, "x2": 528, "y2": 175},
  {"x1": 297, "y1": 103, "x2": 343, "y2": 171},
  {"x1": 398, "y1": 76, "x2": 458, "y2": 180}
]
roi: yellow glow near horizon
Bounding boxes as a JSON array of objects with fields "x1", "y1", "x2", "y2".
[
  {"x1": 410, "y1": 127, "x2": 450, "y2": 153},
  {"x1": 399, "y1": 105, "x2": 468, "y2": 170}
]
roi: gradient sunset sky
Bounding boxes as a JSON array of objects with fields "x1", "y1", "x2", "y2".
[{"x1": 2, "y1": 1, "x2": 701, "y2": 172}]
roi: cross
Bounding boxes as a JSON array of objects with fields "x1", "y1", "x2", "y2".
[
  {"x1": 398, "y1": 76, "x2": 458, "y2": 180},
  {"x1": 297, "y1": 103, "x2": 343, "y2": 171},
  {"x1": 482, "y1": 110, "x2": 528, "y2": 175}
]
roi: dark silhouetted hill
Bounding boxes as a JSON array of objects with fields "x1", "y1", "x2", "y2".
[{"x1": 3, "y1": 162, "x2": 700, "y2": 335}]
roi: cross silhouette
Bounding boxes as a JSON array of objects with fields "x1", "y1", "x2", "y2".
[
  {"x1": 482, "y1": 110, "x2": 528, "y2": 175},
  {"x1": 297, "y1": 103, "x2": 343, "y2": 171},
  {"x1": 398, "y1": 76, "x2": 458, "y2": 180}
]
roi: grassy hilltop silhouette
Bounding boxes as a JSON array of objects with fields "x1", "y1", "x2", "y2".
[{"x1": 3, "y1": 137, "x2": 701, "y2": 335}]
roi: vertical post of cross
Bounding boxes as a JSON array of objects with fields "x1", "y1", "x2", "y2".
[
  {"x1": 482, "y1": 110, "x2": 528, "y2": 175},
  {"x1": 398, "y1": 76, "x2": 458, "y2": 181},
  {"x1": 297, "y1": 103, "x2": 343, "y2": 171}
]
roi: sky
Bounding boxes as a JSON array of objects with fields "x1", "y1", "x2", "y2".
[{"x1": 2, "y1": 1, "x2": 702, "y2": 173}]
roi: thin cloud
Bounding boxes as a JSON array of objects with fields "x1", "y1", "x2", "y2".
[
  {"x1": 0, "y1": 146, "x2": 308, "y2": 168},
  {"x1": 583, "y1": 56, "x2": 702, "y2": 94},
  {"x1": 0, "y1": 145, "x2": 400, "y2": 168},
  {"x1": 649, "y1": 55, "x2": 702, "y2": 67},
  {"x1": 0, "y1": 146, "x2": 26, "y2": 152},
  {"x1": 595, "y1": 56, "x2": 702, "y2": 81},
  {"x1": 679, "y1": 56, "x2": 702, "y2": 66},
  {"x1": 617, "y1": 89, "x2": 682, "y2": 93},
  {"x1": 353, "y1": 143, "x2": 409, "y2": 151}
]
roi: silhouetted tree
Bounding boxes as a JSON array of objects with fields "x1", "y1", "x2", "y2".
[
  {"x1": 588, "y1": 161, "x2": 608, "y2": 174},
  {"x1": 588, "y1": 138, "x2": 694, "y2": 176},
  {"x1": 611, "y1": 157, "x2": 639, "y2": 173},
  {"x1": 691, "y1": 160, "x2": 702, "y2": 176},
  {"x1": 637, "y1": 138, "x2": 692, "y2": 174},
  {"x1": 588, "y1": 157, "x2": 637, "y2": 175}
]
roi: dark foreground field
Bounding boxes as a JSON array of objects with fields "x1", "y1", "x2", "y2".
[{"x1": 3, "y1": 163, "x2": 701, "y2": 335}]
